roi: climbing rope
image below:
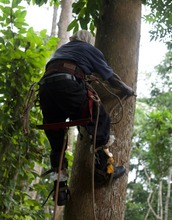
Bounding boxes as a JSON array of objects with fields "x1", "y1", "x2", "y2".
[
  {"x1": 53, "y1": 128, "x2": 68, "y2": 220},
  {"x1": 22, "y1": 82, "x2": 39, "y2": 136},
  {"x1": 86, "y1": 83, "x2": 101, "y2": 220},
  {"x1": 84, "y1": 75, "x2": 129, "y2": 220},
  {"x1": 92, "y1": 102, "x2": 100, "y2": 220},
  {"x1": 85, "y1": 75, "x2": 125, "y2": 124}
]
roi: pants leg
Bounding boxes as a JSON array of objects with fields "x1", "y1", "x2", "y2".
[
  {"x1": 45, "y1": 129, "x2": 68, "y2": 168},
  {"x1": 85, "y1": 103, "x2": 111, "y2": 147},
  {"x1": 39, "y1": 78, "x2": 87, "y2": 168}
]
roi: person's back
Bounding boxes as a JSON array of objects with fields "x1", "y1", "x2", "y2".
[{"x1": 47, "y1": 40, "x2": 113, "y2": 80}]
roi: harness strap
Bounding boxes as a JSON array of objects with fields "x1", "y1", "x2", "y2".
[
  {"x1": 81, "y1": 88, "x2": 94, "y2": 122},
  {"x1": 37, "y1": 118, "x2": 91, "y2": 130},
  {"x1": 44, "y1": 60, "x2": 85, "y2": 79}
]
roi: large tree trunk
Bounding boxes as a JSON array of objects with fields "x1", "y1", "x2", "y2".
[{"x1": 64, "y1": 0, "x2": 141, "y2": 219}]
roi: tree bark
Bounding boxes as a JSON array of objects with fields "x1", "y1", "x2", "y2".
[
  {"x1": 51, "y1": 5, "x2": 58, "y2": 36},
  {"x1": 64, "y1": 0, "x2": 141, "y2": 219},
  {"x1": 164, "y1": 168, "x2": 172, "y2": 220},
  {"x1": 57, "y1": 0, "x2": 73, "y2": 47},
  {"x1": 158, "y1": 180, "x2": 163, "y2": 220}
]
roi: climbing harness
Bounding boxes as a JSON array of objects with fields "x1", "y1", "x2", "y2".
[{"x1": 86, "y1": 75, "x2": 125, "y2": 124}]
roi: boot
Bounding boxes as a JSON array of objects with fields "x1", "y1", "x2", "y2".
[
  {"x1": 95, "y1": 150, "x2": 126, "y2": 185},
  {"x1": 54, "y1": 180, "x2": 70, "y2": 206}
]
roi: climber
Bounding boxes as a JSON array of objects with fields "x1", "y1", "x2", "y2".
[{"x1": 38, "y1": 30, "x2": 135, "y2": 206}]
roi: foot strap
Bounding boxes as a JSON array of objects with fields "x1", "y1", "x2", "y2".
[{"x1": 41, "y1": 168, "x2": 58, "y2": 177}]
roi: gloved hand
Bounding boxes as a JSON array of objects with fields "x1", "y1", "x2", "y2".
[
  {"x1": 121, "y1": 84, "x2": 135, "y2": 97},
  {"x1": 107, "y1": 75, "x2": 136, "y2": 97}
]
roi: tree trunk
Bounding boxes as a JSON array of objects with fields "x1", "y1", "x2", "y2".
[
  {"x1": 57, "y1": 0, "x2": 73, "y2": 47},
  {"x1": 64, "y1": 0, "x2": 141, "y2": 219},
  {"x1": 51, "y1": 6, "x2": 58, "y2": 36},
  {"x1": 164, "y1": 168, "x2": 172, "y2": 220},
  {"x1": 158, "y1": 180, "x2": 163, "y2": 220}
]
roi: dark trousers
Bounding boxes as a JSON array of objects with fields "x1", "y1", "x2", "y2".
[{"x1": 39, "y1": 77, "x2": 110, "y2": 168}]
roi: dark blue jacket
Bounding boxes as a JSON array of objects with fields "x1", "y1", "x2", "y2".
[{"x1": 46, "y1": 40, "x2": 114, "y2": 80}]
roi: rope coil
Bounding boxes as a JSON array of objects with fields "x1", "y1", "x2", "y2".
[{"x1": 22, "y1": 82, "x2": 39, "y2": 136}]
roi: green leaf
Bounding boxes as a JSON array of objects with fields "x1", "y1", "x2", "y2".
[
  {"x1": 0, "y1": 0, "x2": 10, "y2": 4},
  {"x1": 67, "y1": 19, "x2": 78, "y2": 32},
  {"x1": 12, "y1": 0, "x2": 22, "y2": 8}
]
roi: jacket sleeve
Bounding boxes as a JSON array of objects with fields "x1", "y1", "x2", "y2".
[{"x1": 107, "y1": 74, "x2": 135, "y2": 96}]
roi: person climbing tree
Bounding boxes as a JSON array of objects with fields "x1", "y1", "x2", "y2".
[{"x1": 38, "y1": 30, "x2": 135, "y2": 206}]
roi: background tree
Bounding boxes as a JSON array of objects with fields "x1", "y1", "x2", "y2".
[{"x1": 125, "y1": 46, "x2": 172, "y2": 219}]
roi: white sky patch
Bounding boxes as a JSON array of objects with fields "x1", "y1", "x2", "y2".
[{"x1": 25, "y1": 4, "x2": 54, "y2": 35}]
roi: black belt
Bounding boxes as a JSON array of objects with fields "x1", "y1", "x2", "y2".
[{"x1": 39, "y1": 73, "x2": 76, "y2": 85}]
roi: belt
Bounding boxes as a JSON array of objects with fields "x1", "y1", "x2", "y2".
[
  {"x1": 44, "y1": 60, "x2": 85, "y2": 79},
  {"x1": 39, "y1": 73, "x2": 76, "y2": 85}
]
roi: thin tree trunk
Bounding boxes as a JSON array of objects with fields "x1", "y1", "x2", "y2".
[
  {"x1": 145, "y1": 193, "x2": 155, "y2": 220},
  {"x1": 51, "y1": 6, "x2": 58, "y2": 36},
  {"x1": 164, "y1": 167, "x2": 172, "y2": 220},
  {"x1": 57, "y1": 0, "x2": 73, "y2": 47},
  {"x1": 144, "y1": 165, "x2": 161, "y2": 220},
  {"x1": 64, "y1": 0, "x2": 141, "y2": 219},
  {"x1": 158, "y1": 180, "x2": 163, "y2": 220},
  {"x1": 68, "y1": 127, "x2": 76, "y2": 152}
]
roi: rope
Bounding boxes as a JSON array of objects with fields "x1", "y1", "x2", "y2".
[
  {"x1": 42, "y1": 189, "x2": 54, "y2": 207},
  {"x1": 52, "y1": 128, "x2": 68, "y2": 220},
  {"x1": 22, "y1": 83, "x2": 38, "y2": 136},
  {"x1": 84, "y1": 76, "x2": 128, "y2": 220},
  {"x1": 85, "y1": 75, "x2": 124, "y2": 124},
  {"x1": 89, "y1": 90, "x2": 101, "y2": 220}
]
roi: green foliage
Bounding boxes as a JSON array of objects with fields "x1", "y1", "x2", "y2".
[
  {"x1": 125, "y1": 182, "x2": 148, "y2": 220},
  {"x1": 0, "y1": 0, "x2": 58, "y2": 219},
  {"x1": 27, "y1": 0, "x2": 60, "y2": 7},
  {"x1": 144, "y1": 0, "x2": 172, "y2": 41},
  {"x1": 143, "y1": 109, "x2": 172, "y2": 177},
  {"x1": 146, "y1": 48, "x2": 172, "y2": 109},
  {"x1": 67, "y1": 0, "x2": 104, "y2": 35}
]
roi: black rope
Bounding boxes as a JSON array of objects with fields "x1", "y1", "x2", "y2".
[{"x1": 42, "y1": 189, "x2": 54, "y2": 207}]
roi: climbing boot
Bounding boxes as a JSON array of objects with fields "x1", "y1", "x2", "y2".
[
  {"x1": 54, "y1": 180, "x2": 70, "y2": 206},
  {"x1": 41, "y1": 168, "x2": 69, "y2": 206},
  {"x1": 94, "y1": 149, "x2": 126, "y2": 185}
]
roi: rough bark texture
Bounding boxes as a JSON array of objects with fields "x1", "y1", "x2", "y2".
[{"x1": 64, "y1": 0, "x2": 141, "y2": 219}]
